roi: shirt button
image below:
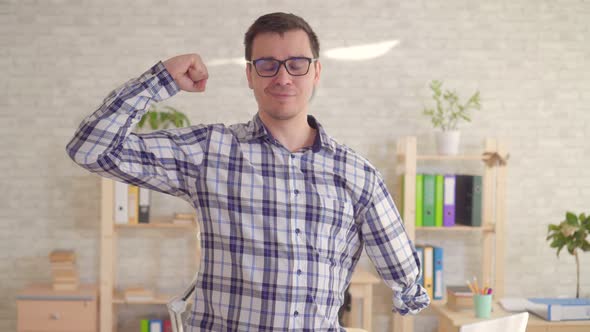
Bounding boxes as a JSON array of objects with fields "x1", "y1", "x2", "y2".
[
  {"x1": 294, "y1": 189, "x2": 299, "y2": 195},
  {"x1": 295, "y1": 228, "x2": 300, "y2": 234},
  {"x1": 297, "y1": 269, "x2": 302, "y2": 275},
  {"x1": 294, "y1": 310, "x2": 299, "y2": 317}
]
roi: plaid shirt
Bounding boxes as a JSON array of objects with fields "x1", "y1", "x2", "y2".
[{"x1": 66, "y1": 62, "x2": 429, "y2": 331}]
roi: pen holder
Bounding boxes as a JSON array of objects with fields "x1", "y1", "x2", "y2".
[{"x1": 473, "y1": 294, "x2": 492, "y2": 318}]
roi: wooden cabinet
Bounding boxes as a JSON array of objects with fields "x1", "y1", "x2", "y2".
[
  {"x1": 17, "y1": 284, "x2": 97, "y2": 332},
  {"x1": 392, "y1": 137, "x2": 508, "y2": 332}
]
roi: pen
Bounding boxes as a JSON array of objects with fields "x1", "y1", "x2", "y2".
[
  {"x1": 472, "y1": 277, "x2": 480, "y2": 294},
  {"x1": 466, "y1": 280, "x2": 476, "y2": 294}
]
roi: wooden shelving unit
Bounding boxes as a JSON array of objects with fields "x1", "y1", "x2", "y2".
[
  {"x1": 100, "y1": 178, "x2": 201, "y2": 332},
  {"x1": 392, "y1": 136, "x2": 508, "y2": 332}
]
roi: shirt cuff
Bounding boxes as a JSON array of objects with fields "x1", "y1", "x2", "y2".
[
  {"x1": 392, "y1": 282, "x2": 431, "y2": 315},
  {"x1": 137, "y1": 61, "x2": 181, "y2": 102}
]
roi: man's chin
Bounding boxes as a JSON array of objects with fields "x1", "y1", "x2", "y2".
[{"x1": 260, "y1": 108, "x2": 303, "y2": 121}]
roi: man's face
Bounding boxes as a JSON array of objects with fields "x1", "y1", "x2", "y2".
[{"x1": 246, "y1": 29, "x2": 321, "y2": 122}]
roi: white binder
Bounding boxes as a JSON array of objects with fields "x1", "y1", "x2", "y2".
[{"x1": 114, "y1": 181, "x2": 128, "y2": 224}]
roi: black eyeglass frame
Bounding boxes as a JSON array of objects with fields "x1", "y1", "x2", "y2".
[{"x1": 246, "y1": 57, "x2": 319, "y2": 77}]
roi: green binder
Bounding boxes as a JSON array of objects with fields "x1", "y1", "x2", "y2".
[
  {"x1": 423, "y1": 174, "x2": 435, "y2": 226},
  {"x1": 470, "y1": 176, "x2": 483, "y2": 226},
  {"x1": 415, "y1": 174, "x2": 424, "y2": 227},
  {"x1": 434, "y1": 174, "x2": 444, "y2": 227},
  {"x1": 140, "y1": 319, "x2": 149, "y2": 332}
]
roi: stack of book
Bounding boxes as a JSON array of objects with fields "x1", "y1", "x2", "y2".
[
  {"x1": 446, "y1": 285, "x2": 474, "y2": 311},
  {"x1": 124, "y1": 286, "x2": 155, "y2": 302},
  {"x1": 49, "y1": 250, "x2": 79, "y2": 291}
]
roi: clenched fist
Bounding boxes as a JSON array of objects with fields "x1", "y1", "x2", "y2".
[{"x1": 163, "y1": 54, "x2": 208, "y2": 93}]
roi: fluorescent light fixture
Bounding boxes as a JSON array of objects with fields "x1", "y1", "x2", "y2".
[
  {"x1": 206, "y1": 39, "x2": 400, "y2": 66},
  {"x1": 207, "y1": 57, "x2": 246, "y2": 67},
  {"x1": 322, "y1": 40, "x2": 399, "y2": 61}
]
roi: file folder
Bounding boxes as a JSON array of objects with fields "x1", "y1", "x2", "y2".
[
  {"x1": 433, "y1": 246, "x2": 444, "y2": 300},
  {"x1": 443, "y1": 175, "x2": 456, "y2": 226},
  {"x1": 434, "y1": 175, "x2": 444, "y2": 227},
  {"x1": 423, "y1": 175, "x2": 435, "y2": 227}
]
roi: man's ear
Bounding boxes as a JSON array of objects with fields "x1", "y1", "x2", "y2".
[
  {"x1": 246, "y1": 64, "x2": 253, "y2": 89},
  {"x1": 313, "y1": 60, "x2": 322, "y2": 87}
]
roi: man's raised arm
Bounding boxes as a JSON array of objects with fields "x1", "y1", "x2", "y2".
[{"x1": 65, "y1": 54, "x2": 209, "y2": 200}]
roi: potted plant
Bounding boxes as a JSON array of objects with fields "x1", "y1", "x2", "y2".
[
  {"x1": 546, "y1": 212, "x2": 590, "y2": 298},
  {"x1": 136, "y1": 104, "x2": 191, "y2": 131},
  {"x1": 422, "y1": 80, "x2": 481, "y2": 155}
]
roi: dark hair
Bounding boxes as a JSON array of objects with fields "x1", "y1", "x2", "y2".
[{"x1": 244, "y1": 12, "x2": 320, "y2": 61}]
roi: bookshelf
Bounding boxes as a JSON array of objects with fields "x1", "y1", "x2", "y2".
[
  {"x1": 391, "y1": 136, "x2": 508, "y2": 332},
  {"x1": 100, "y1": 178, "x2": 201, "y2": 332}
]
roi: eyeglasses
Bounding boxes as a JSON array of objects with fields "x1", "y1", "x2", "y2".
[{"x1": 247, "y1": 57, "x2": 318, "y2": 77}]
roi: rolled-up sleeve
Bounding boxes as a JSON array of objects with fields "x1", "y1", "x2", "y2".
[{"x1": 359, "y1": 171, "x2": 430, "y2": 315}]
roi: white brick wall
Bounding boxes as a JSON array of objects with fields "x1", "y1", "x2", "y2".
[{"x1": 1, "y1": 1, "x2": 589, "y2": 331}]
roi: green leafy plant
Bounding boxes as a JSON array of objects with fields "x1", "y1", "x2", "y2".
[
  {"x1": 137, "y1": 105, "x2": 191, "y2": 130},
  {"x1": 422, "y1": 80, "x2": 481, "y2": 131},
  {"x1": 546, "y1": 212, "x2": 590, "y2": 298}
]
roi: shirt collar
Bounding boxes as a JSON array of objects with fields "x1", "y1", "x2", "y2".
[{"x1": 241, "y1": 113, "x2": 335, "y2": 153}]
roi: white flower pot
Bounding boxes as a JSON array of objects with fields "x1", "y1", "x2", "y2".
[{"x1": 436, "y1": 130, "x2": 460, "y2": 155}]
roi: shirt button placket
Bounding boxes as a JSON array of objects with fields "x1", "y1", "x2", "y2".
[{"x1": 289, "y1": 152, "x2": 304, "y2": 325}]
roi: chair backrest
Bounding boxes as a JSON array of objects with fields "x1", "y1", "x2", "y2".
[{"x1": 459, "y1": 312, "x2": 529, "y2": 332}]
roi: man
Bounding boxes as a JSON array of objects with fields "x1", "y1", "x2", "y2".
[{"x1": 67, "y1": 12, "x2": 429, "y2": 331}]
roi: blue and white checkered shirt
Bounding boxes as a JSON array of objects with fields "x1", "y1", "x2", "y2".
[{"x1": 66, "y1": 61, "x2": 429, "y2": 331}]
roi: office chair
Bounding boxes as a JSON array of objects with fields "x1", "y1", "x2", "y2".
[
  {"x1": 459, "y1": 312, "x2": 529, "y2": 332},
  {"x1": 166, "y1": 271, "x2": 198, "y2": 332}
]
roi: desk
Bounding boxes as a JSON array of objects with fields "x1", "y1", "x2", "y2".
[{"x1": 433, "y1": 302, "x2": 590, "y2": 332}]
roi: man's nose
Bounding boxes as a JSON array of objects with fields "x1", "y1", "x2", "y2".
[{"x1": 273, "y1": 64, "x2": 293, "y2": 84}]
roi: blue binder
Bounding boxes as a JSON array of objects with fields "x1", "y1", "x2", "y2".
[
  {"x1": 433, "y1": 246, "x2": 444, "y2": 300},
  {"x1": 527, "y1": 298, "x2": 590, "y2": 321}
]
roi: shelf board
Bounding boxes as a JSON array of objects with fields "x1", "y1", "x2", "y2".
[
  {"x1": 417, "y1": 299, "x2": 446, "y2": 313},
  {"x1": 115, "y1": 216, "x2": 197, "y2": 229},
  {"x1": 113, "y1": 292, "x2": 173, "y2": 305},
  {"x1": 416, "y1": 154, "x2": 484, "y2": 161},
  {"x1": 416, "y1": 225, "x2": 494, "y2": 232},
  {"x1": 115, "y1": 222, "x2": 196, "y2": 229}
]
